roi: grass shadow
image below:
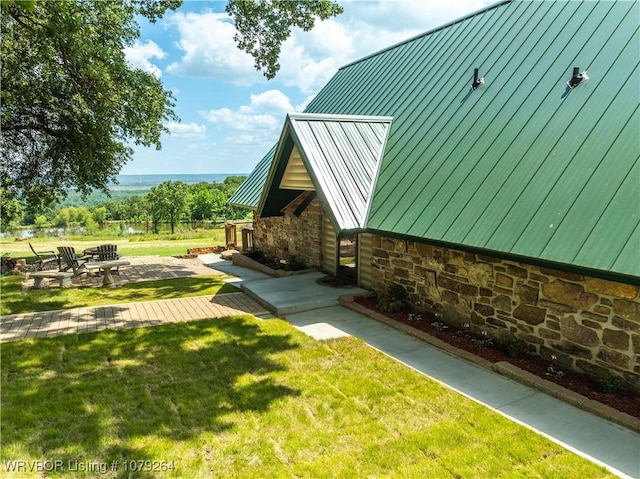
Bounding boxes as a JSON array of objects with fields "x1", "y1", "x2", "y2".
[{"x1": 1, "y1": 316, "x2": 300, "y2": 474}]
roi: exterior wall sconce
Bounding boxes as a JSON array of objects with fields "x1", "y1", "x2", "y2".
[
  {"x1": 567, "y1": 67, "x2": 588, "y2": 88},
  {"x1": 471, "y1": 68, "x2": 484, "y2": 90}
]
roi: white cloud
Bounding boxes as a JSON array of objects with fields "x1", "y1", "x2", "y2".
[
  {"x1": 165, "y1": 11, "x2": 264, "y2": 85},
  {"x1": 199, "y1": 89, "x2": 303, "y2": 132},
  {"x1": 165, "y1": 121, "x2": 207, "y2": 139},
  {"x1": 162, "y1": 1, "x2": 493, "y2": 93},
  {"x1": 226, "y1": 134, "x2": 261, "y2": 145},
  {"x1": 124, "y1": 40, "x2": 166, "y2": 78},
  {"x1": 244, "y1": 90, "x2": 296, "y2": 114},
  {"x1": 345, "y1": 0, "x2": 491, "y2": 33},
  {"x1": 201, "y1": 108, "x2": 281, "y2": 132},
  {"x1": 273, "y1": 0, "x2": 494, "y2": 94},
  {"x1": 199, "y1": 89, "x2": 308, "y2": 156}
]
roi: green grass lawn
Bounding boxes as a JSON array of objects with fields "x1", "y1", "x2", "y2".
[
  {"x1": 1, "y1": 315, "x2": 614, "y2": 478},
  {"x1": 0, "y1": 233, "x2": 226, "y2": 261},
  {"x1": 0, "y1": 275, "x2": 238, "y2": 316}
]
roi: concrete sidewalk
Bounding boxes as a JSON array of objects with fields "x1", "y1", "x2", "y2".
[{"x1": 199, "y1": 253, "x2": 640, "y2": 479}]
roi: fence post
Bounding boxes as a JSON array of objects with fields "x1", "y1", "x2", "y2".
[{"x1": 225, "y1": 222, "x2": 237, "y2": 249}]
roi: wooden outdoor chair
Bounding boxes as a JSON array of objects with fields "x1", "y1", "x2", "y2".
[
  {"x1": 96, "y1": 244, "x2": 121, "y2": 274},
  {"x1": 28, "y1": 242, "x2": 60, "y2": 271},
  {"x1": 57, "y1": 246, "x2": 91, "y2": 277}
]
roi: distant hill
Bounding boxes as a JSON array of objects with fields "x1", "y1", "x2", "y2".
[{"x1": 113, "y1": 174, "x2": 248, "y2": 189}]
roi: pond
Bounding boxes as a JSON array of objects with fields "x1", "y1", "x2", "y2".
[{"x1": 0, "y1": 225, "x2": 146, "y2": 239}]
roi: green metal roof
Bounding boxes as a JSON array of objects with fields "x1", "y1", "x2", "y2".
[
  {"x1": 302, "y1": 0, "x2": 639, "y2": 280},
  {"x1": 257, "y1": 114, "x2": 392, "y2": 232},
  {"x1": 227, "y1": 144, "x2": 276, "y2": 209}
]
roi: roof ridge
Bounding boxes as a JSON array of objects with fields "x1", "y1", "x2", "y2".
[
  {"x1": 288, "y1": 113, "x2": 393, "y2": 123},
  {"x1": 339, "y1": 0, "x2": 512, "y2": 71}
]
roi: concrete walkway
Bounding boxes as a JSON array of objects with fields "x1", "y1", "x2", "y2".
[
  {"x1": 2, "y1": 253, "x2": 638, "y2": 478},
  {"x1": 199, "y1": 254, "x2": 640, "y2": 479}
]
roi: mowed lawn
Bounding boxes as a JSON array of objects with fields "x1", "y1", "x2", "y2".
[{"x1": 1, "y1": 315, "x2": 614, "y2": 478}]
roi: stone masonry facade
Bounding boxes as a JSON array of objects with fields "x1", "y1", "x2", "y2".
[
  {"x1": 253, "y1": 198, "x2": 324, "y2": 268},
  {"x1": 370, "y1": 235, "x2": 640, "y2": 389},
  {"x1": 253, "y1": 205, "x2": 640, "y2": 389}
]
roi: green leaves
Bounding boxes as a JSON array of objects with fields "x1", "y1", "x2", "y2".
[
  {"x1": 1, "y1": 0, "x2": 343, "y2": 214},
  {"x1": 226, "y1": 0, "x2": 343, "y2": 79},
  {"x1": 146, "y1": 180, "x2": 189, "y2": 233},
  {"x1": 0, "y1": 0, "x2": 180, "y2": 210}
]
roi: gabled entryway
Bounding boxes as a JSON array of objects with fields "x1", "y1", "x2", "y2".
[{"x1": 253, "y1": 113, "x2": 392, "y2": 286}]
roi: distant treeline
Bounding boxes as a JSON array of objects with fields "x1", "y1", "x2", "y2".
[{"x1": 8, "y1": 177, "x2": 250, "y2": 234}]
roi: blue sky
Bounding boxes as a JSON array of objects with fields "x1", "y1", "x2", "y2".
[{"x1": 122, "y1": 0, "x2": 493, "y2": 175}]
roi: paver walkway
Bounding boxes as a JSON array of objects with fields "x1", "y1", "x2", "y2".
[
  {"x1": 1, "y1": 293, "x2": 270, "y2": 342},
  {"x1": 2, "y1": 255, "x2": 270, "y2": 342}
]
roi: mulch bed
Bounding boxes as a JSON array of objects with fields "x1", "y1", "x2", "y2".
[
  {"x1": 354, "y1": 296, "x2": 640, "y2": 419},
  {"x1": 172, "y1": 246, "x2": 227, "y2": 259},
  {"x1": 186, "y1": 246, "x2": 226, "y2": 255}
]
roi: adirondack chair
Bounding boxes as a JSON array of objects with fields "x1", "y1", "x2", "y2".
[
  {"x1": 28, "y1": 242, "x2": 60, "y2": 271},
  {"x1": 96, "y1": 244, "x2": 121, "y2": 274},
  {"x1": 57, "y1": 246, "x2": 91, "y2": 276}
]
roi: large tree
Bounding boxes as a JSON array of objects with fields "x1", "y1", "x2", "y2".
[
  {"x1": 1, "y1": 0, "x2": 181, "y2": 210},
  {"x1": 146, "y1": 180, "x2": 188, "y2": 233},
  {"x1": 1, "y1": 0, "x2": 342, "y2": 213}
]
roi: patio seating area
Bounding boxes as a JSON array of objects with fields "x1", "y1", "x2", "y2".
[{"x1": 24, "y1": 255, "x2": 217, "y2": 289}]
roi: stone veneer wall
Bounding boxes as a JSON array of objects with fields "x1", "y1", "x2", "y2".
[
  {"x1": 253, "y1": 198, "x2": 324, "y2": 268},
  {"x1": 370, "y1": 235, "x2": 640, "y2": 389}
]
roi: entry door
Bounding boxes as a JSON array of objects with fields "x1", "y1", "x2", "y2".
[{"x1": 339, "y1": 234, "x2": 357, "y2": 281}]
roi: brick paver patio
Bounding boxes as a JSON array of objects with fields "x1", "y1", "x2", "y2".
[{"x1": 1, "y1": 256, "x2": 270, "y2": 342}]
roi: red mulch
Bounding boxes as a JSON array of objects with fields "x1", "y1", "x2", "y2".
[{"x1": 354, "y1": 296, "x2": 640, "y2": 419}]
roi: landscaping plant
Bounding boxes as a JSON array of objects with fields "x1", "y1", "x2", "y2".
[{"x1": 375, "y1": 283, "x2": 408, "y2": 313}]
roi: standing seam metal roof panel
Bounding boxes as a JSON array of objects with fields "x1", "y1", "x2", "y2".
[
  {"x1": 287, "y1": 114, "x2": 392, "y2": 231},
  {"x1": 438, "y1": 2, "x2": 606, "y2": 247},
  {"x1": 331, "y1": 4, "x2": 522, "y2": 233},
  {"x1": 378, "y1": 1, "x2": 552, "y2": 236},
  {"x1": 301, "y1": 0, "x2": 639, "y2": 279}
]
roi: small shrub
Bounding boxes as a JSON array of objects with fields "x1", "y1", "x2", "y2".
[
  {"x1": 284, "y1": 255, "x2": 308, "y2": 271},
  {"x1": 430, "y1": 321, "x2": 448, "y2": 331},
  {"x1": 454, "y1": 322, "x2": 470, "y2": 338},
  {"x1": 546, "y1": 365, "x2": 565, "y2": 379},
  {"x1": 502, "y1": 335, "x2": 529, "y2": 358},
  {"x1": 545, "y1": 354, "x2": 565, "y2": 379},
  {"x1": 471, "y1": 330, "x2": 493, "y2": 348},
  {"x1": 376, "y1": 283, "x2": 408, "y2": 313},
  {"x1": 591, "y1": 369, "x2": 626, "y2": 394}
]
